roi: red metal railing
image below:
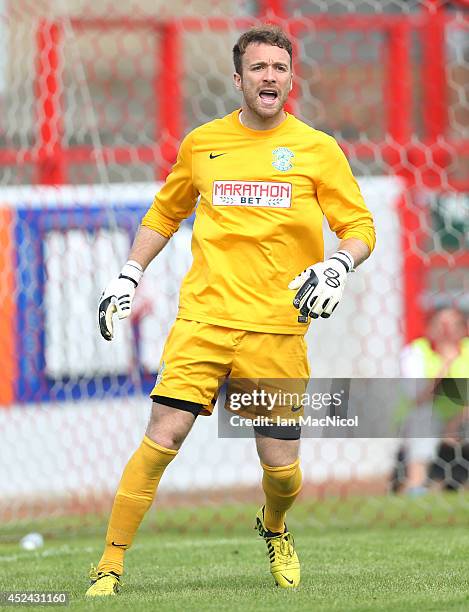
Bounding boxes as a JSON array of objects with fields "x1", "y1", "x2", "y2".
[
  {"x1": 17, "y1": 12, "x2": 468, "y2": 188},
  {"x1": 36, "y1": 19, "x2": 65, "y2": 185},
  {"x1": 159, "y1": 22, "x2": 184, "y2": 177}
]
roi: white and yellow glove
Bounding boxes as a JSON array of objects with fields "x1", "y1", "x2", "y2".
[
  {"x1": 98, "y1": 260, "x2": 143, "y2": 340},
  {"x1": 289, "y1": 251, "x2": 354, "y2": 320}
]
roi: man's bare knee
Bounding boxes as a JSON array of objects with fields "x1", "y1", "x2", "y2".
[
  {"x1": 145, "y1": 402, "x2": 196, "y2": 450},
  {"x1": 255, "y1": 435, "x2": 300, "y2": 466}
]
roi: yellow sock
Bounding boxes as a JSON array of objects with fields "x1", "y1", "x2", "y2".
[
  {"x1": 98, "y1": 435, "x2": 177, "y2": 575},
  {"x1": 261, "y1": 458, "x2": 302, "y2": 533}
]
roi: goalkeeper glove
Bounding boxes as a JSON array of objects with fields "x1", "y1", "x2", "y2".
[
  {"x1": 98, "y1": 260, "x2": 143, "y2": 341},
  {"x1": 288, "y1": 250, "x2": 354, "y2": 320}
]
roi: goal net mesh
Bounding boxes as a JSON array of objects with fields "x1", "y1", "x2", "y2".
[{"x1": 0, "y1": 0, "x2": 468, "y2": 535}]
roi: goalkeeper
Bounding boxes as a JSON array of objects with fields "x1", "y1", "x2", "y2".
[{"x1": 88, "y1": 24, "x2": 375, "y2": 596}]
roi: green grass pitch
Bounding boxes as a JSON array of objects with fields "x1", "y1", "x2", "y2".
[{"x1": 1, "y1": 500, "x2": 469, "y2": 611}]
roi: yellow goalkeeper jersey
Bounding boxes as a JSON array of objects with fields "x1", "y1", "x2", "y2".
[{"x1": 142, "y1": 109, "x2": 376, "y2": 335}]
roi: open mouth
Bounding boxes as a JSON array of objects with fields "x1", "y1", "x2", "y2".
[{"x1": 259, "y1": 90, "x2": 278, "y2": 105}]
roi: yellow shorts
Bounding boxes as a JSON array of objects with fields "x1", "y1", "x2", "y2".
[{"x1": 151, "y1": 318, "x2": 310, "y2": 417}]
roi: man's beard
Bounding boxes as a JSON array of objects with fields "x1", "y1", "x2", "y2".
[{"x1": 244, "y1": 88, "x2": 288, "y2": 118}]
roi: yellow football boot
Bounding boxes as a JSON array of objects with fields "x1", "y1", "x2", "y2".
[
  {"x1": 255, "y1": 506, "x2": 300, "y2": 588},
  {"x1": 85, "y1": 564, "x2": 121, "y2": 597}
]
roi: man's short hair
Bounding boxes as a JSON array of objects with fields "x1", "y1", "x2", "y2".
[{"x1": 233, "y1": 24, "x2": 293, "y2": 75}]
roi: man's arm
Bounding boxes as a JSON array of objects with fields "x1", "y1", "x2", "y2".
[
  {"x1": 337, "y1": 237, "x2": 370, "y2": 268},
  {"x1": 99, "y1": 131, "x2": 198, "y2": 341},
  {"x1": 316, "y1": 135, "x2": 376, "y2": 256},
  {"x1": 128, "y1": 225, "x2": 169, "y2": 270},
  {"x1": 289, "y1": 136, "x2": 375, "y2": 320},
  {"x1": 98, "y1": 225, "x2": 169, "y2": 341}
]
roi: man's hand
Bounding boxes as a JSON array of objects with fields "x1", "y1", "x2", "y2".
[
  {"x1": 98, "y1": 260, "x2": 143, "y2": 340},
  {"x1": 288, "y1": 251, "x2": 354, "y2": 320}
]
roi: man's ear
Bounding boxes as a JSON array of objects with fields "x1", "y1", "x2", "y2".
[{"x1": 233, "y1": 72, "x2": 242, "y2": 91}]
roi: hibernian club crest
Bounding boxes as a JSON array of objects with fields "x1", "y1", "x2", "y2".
[{"x1": 272, "y1": 147, "x2": 294, "y2": 172}]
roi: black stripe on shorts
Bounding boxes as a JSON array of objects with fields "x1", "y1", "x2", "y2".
[{"x1": 152, "y1": 395, "x2": 203, "y2": 417}]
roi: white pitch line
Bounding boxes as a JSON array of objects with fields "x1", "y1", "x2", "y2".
[
  {"x1": 0, "y1": 545, "x2": 95, "y2": 563},
  {"x1": 0, "y1": 537, "x2": 256, "y2": 563}
]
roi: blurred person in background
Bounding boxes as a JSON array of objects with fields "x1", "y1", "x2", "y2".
[{"x1": 393, "y1": 307, "x2": 469, "y2": 496}]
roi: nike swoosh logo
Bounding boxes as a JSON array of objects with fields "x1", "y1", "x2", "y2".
[
  {"x1": 209, "y1": 152, "x2": 227, "y2": 159},
  {"x1": 281, "y1": 574, "x2": 294, "y2": 585},
  {"x1": 291, "y1": 405, "x2": 301, "y2": 412},
  {"x1": 111, "y1": 542, "x2": 127, "y2": 548}
]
